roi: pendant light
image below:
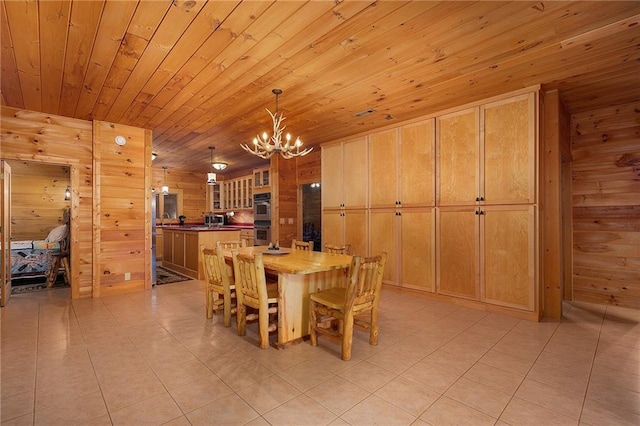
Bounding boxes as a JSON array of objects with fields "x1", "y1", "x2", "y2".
[
  {"x1": 207, "y1": 147, "x2": 217, "y2": 185},
  {"x1": 161, "y1": 166, "x2": 169, "y2": 195}
]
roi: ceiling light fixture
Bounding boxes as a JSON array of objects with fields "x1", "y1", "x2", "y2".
[
  {"x1": 240, "y1": 88, "x2": 312, "y2": 159},
  {"x1": 64, "y1": 186, "x2": 71, "y2": 200},
  {"x1": 207, "y1": 147, "x2": 217, "y2": 185},
  {"x1": 161, "y1": 166, "x2": 169, "y2": 195},
  {"x1": 152, "y1": 152, "x2": 158, "y2": 161}
]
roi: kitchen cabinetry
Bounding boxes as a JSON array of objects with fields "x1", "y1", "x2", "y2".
[
  {"x1": 253, "y1": 167, "x2": 270, "y2": 192},
  {"x1": 156, "y1": 229, "x2": 164, "y2": 261},
  {"x1": 223, "y1": 175, "x2": 252, "y2": 210},
  {"x1": 437, "y1": 205, "x2": 536, "y2": 310},
  {"x1": 162, "y1": 228, "x2": 241, "y2": 279},
  {"x1": 240, "y1": 229, "x2": 254, "y2": 247},
  {"x1": 368, "y1": 119, "x2": 436, "y2": 290},
  {"x1": 321, "y1": 209, "x2": 367, "y2": 257},
  {"x1": 436, "y1": 92, "x2": 537, "y2": 311},
  {"x1": 321, "y1": 136, "x2": 368, "y2": 210}
]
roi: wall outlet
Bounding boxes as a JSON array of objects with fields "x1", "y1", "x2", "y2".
[
  {"x1": 280, "y1": 218, "x2": 285, "y2": 224},
  {"x1": 124, "y1": 272, "x2": 131, "y2": 281}
]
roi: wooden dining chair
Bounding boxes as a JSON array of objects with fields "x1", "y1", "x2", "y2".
[
  {"x1": 232, "y1": 250, "x2": 279, "y2": 349},
  {"x1": 217, "y1": 239, "x2": 247, "y2": 250},
  {"x1": 324, "y1": 244, "x2": 351, "y2": 255},
  {"x1": 309, "y1": 252, "x2": 387, "y2": 360},
  {"x1": 291, "y1": 239, "x2": 313, "y2": 251},
  {"x1": 200, "y1": 244, "x2": 236, "y2": 326}
]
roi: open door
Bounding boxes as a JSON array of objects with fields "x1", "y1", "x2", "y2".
[{"x1": 1, "y1": 160, "x2": 12, "y2": 306}]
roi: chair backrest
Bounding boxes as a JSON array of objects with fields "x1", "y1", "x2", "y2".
[
  {"x1": 201, "y1": 244, "x2": 231, "y2": 291},
  {"x1": 345, "y1": 252, "x2": 387, "y2": 311},
  {"x1": 217, "y1": 239, "x2": 247, "y2": 250},
  {"x1": 291, "y1": 239, "x2": 313, "y2": 251},
  {"x1": 231, "y1": 250, "x2": 269, "y2": 311},
  {"x1": 324, "y1": 244, "x2": 351, "y2": 255}
]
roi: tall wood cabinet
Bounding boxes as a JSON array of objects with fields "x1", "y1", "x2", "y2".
[
  {"x1": 321, "y1": 89, "x2": 539, "y2": 317},
  {"x1": 369, "y1": 120, "x2": 436, "y2": 291},
  {"x1": 436, "y1": 92, "x2": 537, "y2": 311},
  {"x1": 322, "y1": 136, "x2": 368, "y2": 256}
]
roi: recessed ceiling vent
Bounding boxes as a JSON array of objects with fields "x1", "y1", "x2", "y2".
[{"x1": 354, "y1": 108, "x2": 376, "y2": 117}]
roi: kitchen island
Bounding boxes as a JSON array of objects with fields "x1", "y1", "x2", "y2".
[{"x1": 161, "y1": 226, "x2": 243, "y2": 280}]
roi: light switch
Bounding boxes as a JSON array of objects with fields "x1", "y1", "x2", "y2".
[
  {"x1": 288, "y1": 218, "x2": 294, "y2": 224},
  {"x1": 124, "y1": 272, "x2": 131, "y2": 281},
  {"x1": 280, "y1": 218, "x2": 285, "y2": 224}
]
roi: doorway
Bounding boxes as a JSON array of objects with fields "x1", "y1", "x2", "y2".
[
  {"x1": 301, "y1": 183, "x2": 321, "y2": 251},
  {"x1": 0, "y1": 156, "x2": 79, "y2": 302}
]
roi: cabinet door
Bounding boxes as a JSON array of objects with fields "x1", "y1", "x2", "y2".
[
  {"x1": 156, "y1": 234, "x2": 164, "y2": 261},
  {"x1": 437, "y1": 207, "x2": 479, "y2": 300},
  {"x1": 185, "y1": 233, "x2": 199, "y2": 273},
  {"x1": 369, "y1": 129, "x2": 398, "y2": 208},
  {"x1": 400, "y1": 208, "x2": 435, "y2": 292},
  {"x1": 482, "y1": 93, "x2": 536, "y2": 204},
  {"x1": 437, "y1": 108, "x2": 479, "y2": 206},
  {"x1": 401, "y1": 119, "x2": 435, "y2": 207},
  {"x1": 173, "y1": 232, "x2": 185, "y2": 267},
  {"x1": 322, "y1": 209, "x2": 343, "y2": 248},
  {"x1": 344, "y1": 209, "x2": 367, "y2": 258},
  {"x1": 369, "y1": 209, "x2": 398, "y2": 284},
  {"x1": 482, "y1": 205, "x2": 535, "y2": 311},
  {"x1": 321, "y1": 144, "x2": 343, "y2": 209},
  {"x1": 163, "y1": 231, "x2": 173, "y2": 264},
  {"x1": 342, "y1": 137, "x2": 368, "y2": 209}
]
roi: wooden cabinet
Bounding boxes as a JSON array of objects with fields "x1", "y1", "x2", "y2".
[
  {"x1": 162, "y1": 228, "x2": 241, "y2": 279},
  {"x1": 437, "y1": 205, "x2": 536, "y2": 311},
  {"x1": 436, "y1": 92, "x2": 538, "y2": 311},
  {"x1": 437, "y1": 93, "x2": 536, "y2": 206},
  {"x1": 322, "y1": 209, "x2": 367, "y2": 257},
  {"x1": 321, "y1": 136, "x2": 368, "y2": 210},
  {"x1": 222, "y1": 175, "x2": 252, "y2": 210},
  {"x1": 369, "y1": 119, "x2": 436, "y2": 290},
  {"x1": 156, "y1": 229, "x2": 164, "y2": 261},
  {"x1": 240, "y1": 229, "x2": 254, "y2": 247},
  {"x1": 253, "y1": 167, "x2": 270, "y2": 192}
]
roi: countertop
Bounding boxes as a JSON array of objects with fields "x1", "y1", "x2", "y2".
[{"x1": 158, "y1": 224, "x2": 253, "y2": 231}]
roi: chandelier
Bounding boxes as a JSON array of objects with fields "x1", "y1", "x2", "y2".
[{"x1": 240, "y1": 88, "x2": 312, "y2": 159}]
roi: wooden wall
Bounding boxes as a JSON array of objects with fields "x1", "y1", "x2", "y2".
[
  {"x1": 571, "y1": 102, "x2": 640, "y2": 309},
  {"x1": 1, "y1": 106, "x2": 93, "y2": 298},
  {"x1": 93, "y1": 121, "x2": 152, "y2": 297},
  {"x1": 2, "y1": 106, "x2": 153, "y2": 299},
  {"x1": 151, "y1": 167, "x2": 207, "y2": 223},
  {"x1": 10, "y1": 162, "x2": 70, "y2": 241}
]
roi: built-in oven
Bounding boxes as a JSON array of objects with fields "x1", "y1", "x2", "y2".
[
  {"x1": 253, "y1": 193, "x2": 271, "y2": 222},
  {"x1": 254, "y1": 223, "x2": 271, "y2": 246}
]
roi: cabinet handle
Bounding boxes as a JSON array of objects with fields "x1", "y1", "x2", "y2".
[
  {"x1": 475, "y1": 210, "x2": 479, "y2": 215},
  {"x1": 479, "y1": 210, "x2": 484, "y2": 215},
  {"x1": 480, "y1": 196, "x2": 484, "y2": 201},
  {"x1": 475, "y1": 197, "x2": 480, "y2": 202}
]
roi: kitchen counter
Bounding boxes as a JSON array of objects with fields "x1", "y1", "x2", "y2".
[{"x1": 162, "y1": 227, "x2": 243, "y2": 280}]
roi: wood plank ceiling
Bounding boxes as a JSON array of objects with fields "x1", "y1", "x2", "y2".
[{"x1": 2, "y1": 1, "x2": 639, "y2": 175}]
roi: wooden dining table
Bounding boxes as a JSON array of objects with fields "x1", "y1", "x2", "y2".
[{"x1": 223, "y1": 246, "x2": 352, "y2": 348}]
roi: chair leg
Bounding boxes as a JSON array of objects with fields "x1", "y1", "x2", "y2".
[
  {"x1": 206, "y1": 289, "x2": 214, "y2": 319},
  {"x1": 46, "y1": 257, "x2": 61, "y2": 288},
  {"x1": 309, "y1": 300, "x2": 318, "y2": 346},
  {"x1": 61, "y1": 256, "x2": 70, "y2": 285},
  {"x1": 237, "y1": 304, "x2": 247, "y2": 336},
  {"x1": 369, "y1": 308, "x2": 379, "y2": 345},
  {"x1": 341, "y1": 312, "x2": 355, "y2": 361},
  {"x1": 258, "y1": 309, "x2": 269, "y2": 349},
  {"x1": 222, "y1": 291, "x2": 231, "y2": 327}
]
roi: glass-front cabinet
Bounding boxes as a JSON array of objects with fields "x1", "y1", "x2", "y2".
[
  {"x1": 222, "y1": 175, "x2": 253, "y2": 210},
  {"x1": 253, "y1": 167, "x2": 270, "y2": 189}
]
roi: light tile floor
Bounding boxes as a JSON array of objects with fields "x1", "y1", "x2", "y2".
[{"x1": 1, "y1": 281, "x2": 638, "y2": 425}]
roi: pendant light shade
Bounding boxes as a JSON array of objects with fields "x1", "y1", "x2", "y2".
[{"x1": 161, "y1": 166, "x2": 169, "y2": 195}]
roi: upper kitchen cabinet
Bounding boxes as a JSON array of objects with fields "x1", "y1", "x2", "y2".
[
  {"x1": 482, "y1": 93, "x2": 537, "y2": 205},
  {"x1": 253, "y1": 167, "x2": 270, "y2": 193},
  {"x1": 369, "y1": 119, "x2": 435, "y2": 209},
  {"x1": 437, "y1": 92, "x2": 537, "y2": 206},
  {"x1": 321, "y1": 136, "x2": 367, "y2": 210},
  {"x1": 437, "y1": 107, "x2": 480, "y2": 206}
]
